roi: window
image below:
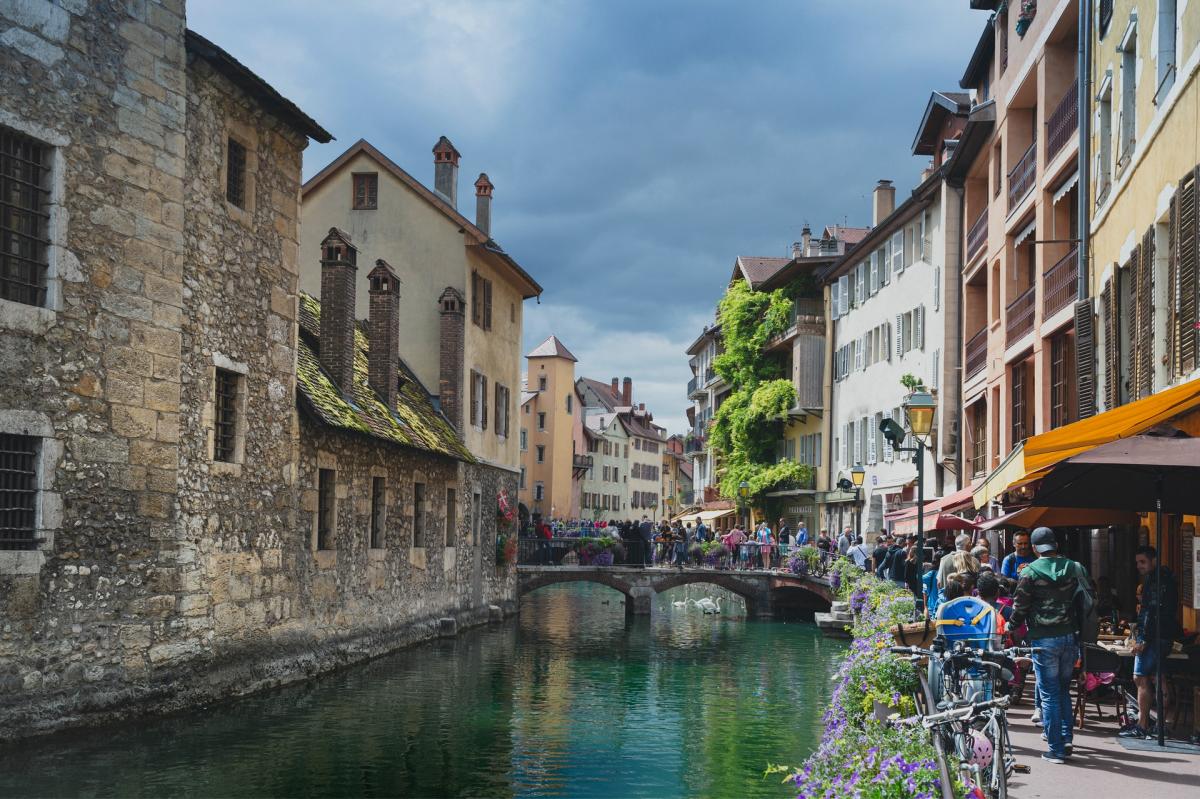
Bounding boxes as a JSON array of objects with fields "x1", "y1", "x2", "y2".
[
  {"x1": 494, "y1": 383, "x2": 510, "y2": 438},
  {"x1": 519, "y1": 467, "x2": 526, "y2": 489},
  {"x1": 226, "y1": 137, "x2": 247, "y2": 208},
  {"x1": 624, "y1": 445, "x2": 628, "y2": 459},
  {"x1": 1119, "y1": 21, "x2": 1138, "y2": 162},
  {"x1": 413, "y1": 481, "x2": 426, "y2": 545},
  {"x1": 537, "y1": 376, "x2": 547, "y2": 391},
  {"x1": 317, "y1": 468, "x2": 335, "y2": 550},
  {"x1": 1050, "y1": 332, "x2": 1075, "y2": 429},
  {"x1": 612, "y1": 468, "x2": 619, "y2": 482},
  {"x1": 877, "y1": 246, "x2": 890, "y2": 286},
  {"x1": 370, "y1": 477, "x2": 385, "y2": 549},
  {"x1": 566, "y1": 394, "x2": 573, "y2": 414},
  {"x1": 997, "y1": 5, "x2": 1008, "y2": 72},
  {"x1": 1100, "y1": 0, "x2": 1114, "y2": 38},
  {"x1": 1097, "y1": 73, "x2": 1113, "y2": 200},
  {"x1": 537, "y1": 412, "x2": 546, "y2": 431},
  {"x1": 213, "y1": 368, "x2": 240, "y2": 463},
  {"x1": 1156, "y1": 1, "x2": 1176, "y2": 102},
  {"x1": 1011, "y1": 361, "x2": 1031, "y2": 444},
  {"x1": 890, "y1": 230, "x2": 904, "y2": 276},
  {"x1": 445, "y1": 487, "x2": 456, "y2": 547},
  {"x1": 471, "y1": 271, "x2": 492, "y2": 330},
  {"x1": 470, "y1": 371, "x2": 488, "y2": 429},
  {"x1": 520, "y1": 429, "x2": 527, "y2": 450},
  {"x1": 603, "y1": 465, "x2": 610, "y2": 481},
  {"x1": 970, "y1": 403, "x2": 987, "y2": 477},
  {"x1": 536, "y1": 445, "x2": 545, "y2": 463},
  {"x1": 1, "y1": 128, "x2": 51, "y2": 308},
  {"x1": 534, "y1": 482, "x2": 544, "y2": 501},
  {"x1": 0, "y1": 434, "x2": 38, "y2": 550},
  {"x1": 352, "y1": 172, "x2": 378, "y2": 210}
]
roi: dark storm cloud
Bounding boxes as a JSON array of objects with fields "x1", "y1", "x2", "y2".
[{"x1": 189, "y1": 0, "x2": 985, "y2": 432}]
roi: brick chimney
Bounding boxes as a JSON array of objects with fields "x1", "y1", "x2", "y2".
[
  {"x1": 610, "y1": 377, "x2": 619, "y2": 398},
  {"x1": 438, "y1": 286, "x2": 465, "y2": 430},
  {"x1": 474, "y1": 173, "x2": 493, "y2": 236},
  {"x1": 872, "y1": 179, "x2": 895, "y2": 226},
  {"x1": 622, "y1": 377, "x2": 632, "y2": 406},
  {"x1": 319, "y1": 228, "x2": 358, "y2": 393},
  {"x1": 367, "y1": 259, "x2": 400, "y2": 408},
  {"x1": 433, "y1": 136, "x2": 461, "y2": 208}
]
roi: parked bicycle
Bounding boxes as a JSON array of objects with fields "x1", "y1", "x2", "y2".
[{"x1": 890, "y1": 642, "x2": 1038, "y2": 799}]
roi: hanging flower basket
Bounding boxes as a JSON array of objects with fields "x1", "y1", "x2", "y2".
[{"x1": 1015, "y1": 0, "x2": 1036, "y2": 37}]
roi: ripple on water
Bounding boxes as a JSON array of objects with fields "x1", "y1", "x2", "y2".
[{"x1": 0, "y1": 582, "x2": 843, "y2": 799}]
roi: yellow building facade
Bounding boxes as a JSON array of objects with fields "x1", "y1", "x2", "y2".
[{"x1": 519, "y1": 337, "x2": 579, "y2": 520}]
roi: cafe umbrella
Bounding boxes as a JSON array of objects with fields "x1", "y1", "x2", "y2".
[{"x1": 1031, "y1": 428, "x2": 1200, "y2": 747}]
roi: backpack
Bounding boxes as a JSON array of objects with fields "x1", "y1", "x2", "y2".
[{"x1": 1072, "y1": 566, "x2": 1098, "y2": 644}]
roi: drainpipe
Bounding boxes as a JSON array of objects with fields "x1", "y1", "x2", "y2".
[
  {"x1": 1077, "y1": 0, "x2": 1091, "y2": 301},
  {"x1": 953, "y1": 184, "x2": 966, "y2": 484}
]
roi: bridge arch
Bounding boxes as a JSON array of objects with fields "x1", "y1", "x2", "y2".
[
  {"x1": 650, "y1": 572, "x2": 763, "y2": 616},
  {"x1": 517, "y1": 570, "x2": 634, "y2": 602}
]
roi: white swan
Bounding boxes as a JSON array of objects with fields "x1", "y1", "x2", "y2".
[
  {"x1": 672, "y1": 599, "x2": 688, "y2": 608},
  {"x1": 695, "y1": 597, "x2": 722, "y2": 614}
]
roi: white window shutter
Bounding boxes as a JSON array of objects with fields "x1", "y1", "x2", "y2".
[
  {"x1": 916, "y1": 305, "x2": 925, "y2": 350},
  {"x1": 895, "y1": 314, "x2": 903, "y2": 358},
  {"x1": 832, "y1": 287, "x2": 840, "y2": 320},
  {"x1": 881, "y1": 411, "x2": 893, "y2": 462},
  {"x1": 885, "y1": 322, "x2": 893, "y2": 361},
  {"x1": 859, "y1": 417, "x2": 867, "y2": 465},
  {"x1": 855, "y1": 337, "x2": 864, "y2": 371},
  {"x1": 868, "y1": 419, "x2": 877, "y2": 465},
  {"x1": 857, "y1": 264, "x2": 866, "y2": 305},
  {"x1": 932, "y1": 348, "x2": 940, "y2": 390},
  {"x1": 919, "y1": 213, "x2": 926, "y2": 261},
  {"x1": 879, "y1": 247, "x2": 890, "y2": 285},
  {"x1": 933, "y1": 266, "x2": 941, "y2": 311},
  {"x1": 815, "y1": 433, "x2": 822, "y2": 467},
  {"x1": 923, "y1": 209, "x2": 932, "y2": 256},
  {"x1": 838, "y1": 275, "x2": 849, "y2": 316},
  {"x1": 869, "y1": 254, "x2": 878, "y2": 295},
  {"x1": 841, "y1": 423, "x2": 849, "y2": 465}
]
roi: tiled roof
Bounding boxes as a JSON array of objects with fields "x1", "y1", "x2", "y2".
[
  {"x1": 735, "y1": 256, "x2": 791, "y2": 288},
  {"x1": 296, "y1": 293, "x2": 472, "y2": 461},
  {"x1": 679, "y1": 461, "x2": 694, "y2": 480},
  {"x1": 526, "y1": 335, "x2": 578, "y2": 361},
  {"x1": 824, "y1": 225, "x2": 871, "y2": 246},
  {"x1": 578, "y1": 377, "x2": 621, "y2": 411}
]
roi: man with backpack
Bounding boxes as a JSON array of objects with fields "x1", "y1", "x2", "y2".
[{"x1": 1009, "y1": 526, "x2": 1093, "y2": 764}]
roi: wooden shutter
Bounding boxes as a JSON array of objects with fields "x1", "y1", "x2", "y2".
[
  {"x1": 469, "y1": 370, "x2": 479, "y2": 425},
  {"x1": 483, "y1": 279, "x2": 493, "y2": 330},
  {"x1": 471, "y1": 273, "x2": 482, "y2": 325},
  {"x1": 915, "y1": 305, "x2": 925, "y2": 350},
  {"x1": 867, "y1": 419, "x2": 877, "y2": 465},
  {"x1": 1102, "y1": 279, "x2": 1120, "y2": 410},
  {"x1": 895, "y1": 314, "x2": 903, "y2": 357},
  {"x1": 481, "y1": 375, "x2": 488, "y2": 429},
  {"x1": 933, "y1": 266, "x2": 941, "y2": 311},
  {"x1": 494, "y1": 383, "x2": 502, "y2": 437},
  {"x1": 1134, "y1": 230, "x2": 1154, "y2": 400},
  {"x1": 1075, "y1": 298, "x2": 1097, "y2": 419},
  {"x1": 1178, "y1": 168, "x2": 1198, "y2": 374}
]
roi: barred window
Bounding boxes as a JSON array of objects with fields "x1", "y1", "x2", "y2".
[
  {"x1": 352, "y1": 173, "x2": 378, "y2": 210},
  {"x1": 413, "y1": 481, "x2": 426, "y2": 545},
  {"x1": 1, "y1": 128, "x2": 50, "y2": 307},
  {"x1": 226, "y1": 138, "x2": 247, "y2": 208},
  {"x1": 0, "y1": 434, "x2": 37, "y2": 550},
  {"x1": 213, "y1": 368, "x2": 239, "y2": 462},
  {"x1": 317, "y1": 468, "x2": 335, "y2": 550},
  {"x1": 370, "y1": 476, "x2": 385, "y2": 549}
]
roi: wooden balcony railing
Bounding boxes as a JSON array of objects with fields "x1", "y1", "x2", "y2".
[
  {"x1": 1046, "y1": 79, "x2": 1078, "y2": 163},
  {"x1": 1007, "y1": 138, "x2": 1037, "y2": 212},
  {"x1": 1042, "y1": 245, "x2": 1079, "y2": 319},
  {"x1": 965, "y1": 327, "x2": 988, "y2": 379},
  {"x1": 967, "y1": 207, "x2": 988, "y2": 262},
  {"x1": 1005, "y1": 286, "x2": 1036, "y2": 345}
]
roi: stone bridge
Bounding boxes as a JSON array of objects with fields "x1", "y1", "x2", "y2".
[{"x1": 516, "y1": 566, "x2": 833, "y2": 618}]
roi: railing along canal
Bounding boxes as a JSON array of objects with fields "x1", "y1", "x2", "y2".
[{"x1": 518, "y1": 535, "x2": 836, "y2": 575}]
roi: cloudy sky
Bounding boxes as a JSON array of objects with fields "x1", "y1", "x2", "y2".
[{"x1": 190, "y1": 0, "x2": 985, "y2": 434}]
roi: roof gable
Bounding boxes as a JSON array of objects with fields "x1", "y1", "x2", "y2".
[{"x1": 526, "y1": 335, "x2": 578, "y2": 361}]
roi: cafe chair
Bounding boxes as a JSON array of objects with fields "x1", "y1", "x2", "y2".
[{"x1": 1075, "y1": 644, "x2": 1130, "y2": 729}]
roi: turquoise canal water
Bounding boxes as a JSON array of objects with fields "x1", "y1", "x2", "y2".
[{"x1": 0, "y1": 583, "x2": 845, "y2": 798}]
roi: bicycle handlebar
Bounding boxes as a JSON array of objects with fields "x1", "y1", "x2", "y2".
[{"x1": 921, "y1": 695, "x2": 1010, "y2": 726}]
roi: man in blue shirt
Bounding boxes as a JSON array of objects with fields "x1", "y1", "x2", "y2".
[
  {"x1": 795, "y1": 523, "x2": 809, "y2": 546},
  {"x1": 1001, "y1": 530, "x2": 1036, "y2": 579}
]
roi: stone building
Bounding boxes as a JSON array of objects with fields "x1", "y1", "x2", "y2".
[{"x1": 0, "y1": 1, "x2": 520, "y2": 742}]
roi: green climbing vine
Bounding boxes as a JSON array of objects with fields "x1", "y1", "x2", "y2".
[{"x1": 708, "y1": 280, "x2": 813, "y2": 502}]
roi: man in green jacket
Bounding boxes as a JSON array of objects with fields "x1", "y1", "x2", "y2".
[{"x1": 1009, "y1": 527, "x2": 1091, "y2": 764}]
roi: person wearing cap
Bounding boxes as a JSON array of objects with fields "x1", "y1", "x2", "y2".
[{"x1": 1009, "y1": 526, "x2": 1093, "y2": 764}]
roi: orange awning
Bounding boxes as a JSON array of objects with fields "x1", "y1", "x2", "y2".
[{"x1": 973, "y1": 378, "x2": 1200, "y2": 508}]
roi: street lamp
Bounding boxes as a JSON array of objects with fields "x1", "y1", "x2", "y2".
[
  {"x1": 738, "y1": 480, "x2": 749, "y2": 529},
  {"x1": 850, "y1": 463, "x2": 865, "y2": 540},
  {"x1": 901, "y1": 390, "x2": 937, "y2": 565}
]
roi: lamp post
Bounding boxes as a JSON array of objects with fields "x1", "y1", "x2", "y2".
[
  {"x1": 850, "y1": 464, "x2": 865, "y2": 540},
  {"x1": 902, "y1": 390, "x2": 937, "y2": 562},
  {"x1": 738, "y1": 480, "x2": 749, "y2": 530}
]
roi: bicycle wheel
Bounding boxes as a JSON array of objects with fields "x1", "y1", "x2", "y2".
[
  {"x1": 987, "y1": 716, "x2": 1008, "y2": 799},
  {"x1": 930, "y1": 727, "x2": 957, "y2": 799}
]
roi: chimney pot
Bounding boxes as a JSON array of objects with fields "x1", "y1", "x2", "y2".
[
  {"x1": 474, "y1": 173, "x2": 493, "y2": 236},
  {"x1": 433, "y1": 136, "x2": 461, "y2": 208},
  {"x1": 801, "y1": 223, "x2": 812, "y2": 256},
  {"x1": 622, "y1": 377, "x2": 632, "y2": 406},
  {"x1": 319, "y1": 228, "x2": 358, "y2": 394},
  {"x1": 611, "y1": 377, "x2": 619, "y2": 397},
  {"x1": 872, "y1": 179, "x2": 896, "y2": 226},
  {"x1": 367, "y1": 259, "x2": 401, "y2": 408}
]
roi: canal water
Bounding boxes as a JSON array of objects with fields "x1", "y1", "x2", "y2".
[{"x1": 0, "y1": 583, "x2": 844, "y2": 798}]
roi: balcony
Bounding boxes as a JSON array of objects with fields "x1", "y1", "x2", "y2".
[
  {"x1": 572, "y1": 454, "x2": 593, "y2": 476},
  {"x1": 684, "y1": 436, "x2": 705, "y2": 455},
  {"x1": 687, "y1": 375, "x2": 703, "y2": 399},
  {"x1": 1043, "y1": 245, "x2": 1079, "y2": 319},
  {"x1": 704, "y1": 367, "x2": 718, "y2": 385},
  {"x1": 1046, "y1": 79, "x2": 1078, "y2": 163},
  {"x1": 1007, "y1": 138, "x2": 1037, "y2": 212},
  {"x1": 1005, "y1": 286, "x2": 1036, "y2": 345},
  {"x1": 965, "y1": 327, "x2": 987, "y2": 379},
  {"x1": 967, "y1": 207, "x2": 988, "y2": 263}
]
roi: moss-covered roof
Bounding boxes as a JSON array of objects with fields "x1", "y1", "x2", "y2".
[{"x1": 296, "y1": 293, "x2": 473, "y2": 462}]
